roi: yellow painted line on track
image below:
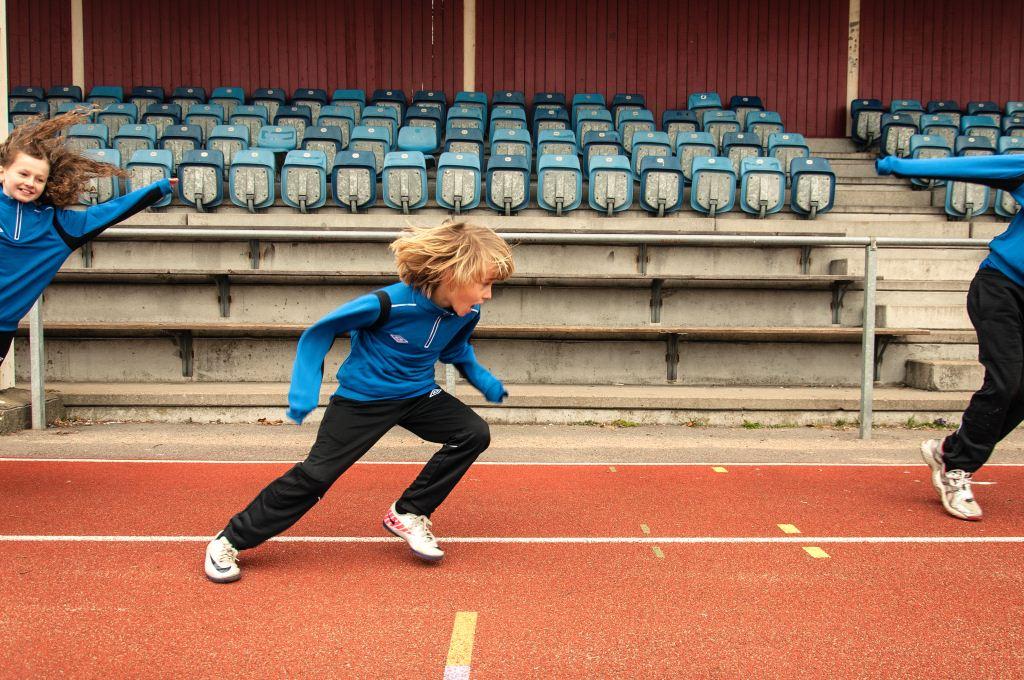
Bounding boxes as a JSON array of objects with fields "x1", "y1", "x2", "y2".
[
  {"x1": 803, "y1": 547, "x2": 830, "y2": 559},
  {"x1": 651, "y1": 546, "x2": 665, "y2": 559},
  {"x1": 712, "y1": 467, "x2": 728, "y2": 473},
  {"x1": 640, "y1": 524, "x2": 651, "y2": 535},
  {"x1": 609, "y1": 466, "x2": 617, "y2": 472},
  {"x1": 443, "y1": 612, "x2": 478, "y2": 679},
  {"x1": 778, "y1": 524, "x2": 801, "y2": 534}
]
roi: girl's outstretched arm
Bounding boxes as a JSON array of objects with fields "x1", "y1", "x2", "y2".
[
  {"x1": 51, "y1": 178, "x2": 176, "y2": 248},
  {"x1": 877, "y1": 155, "x2": 1024, "y2": 198}
]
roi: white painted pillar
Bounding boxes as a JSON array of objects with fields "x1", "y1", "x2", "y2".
[
  {"x1": 71, "y1": 0, "x2": 84, "y2": 90},
  {"x1": 845, "y1": 0, "x2": 861, "y2": 137},
  {"x1": 462, "y1": 0, "x2": 475, "y2": 91}
]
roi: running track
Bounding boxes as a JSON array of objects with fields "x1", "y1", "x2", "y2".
[{"x1": 1, "y1": 459, "x2": 1023, "y2": 678}]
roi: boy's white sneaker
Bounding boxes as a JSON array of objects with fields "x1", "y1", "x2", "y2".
[
  {"x1": 383, "y1": 502, "x2": 444, "y2": 562},
  {"x1": 205, "y1": 534, "x2": 241, "y2": 583},
  {"x1": 920, "y1": 439, "x2": 983, "y2": 521}
]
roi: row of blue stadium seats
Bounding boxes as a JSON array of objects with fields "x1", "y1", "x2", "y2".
[
  {"x1": 851, "y1": 98, "x2": 1024, "y2": 148},
  {"x1": 871, "y1": 112, "x2": 1024, "y2": 158},
  {"x1": 82, "y1": 146, "x2": 837, "y2": 219}
]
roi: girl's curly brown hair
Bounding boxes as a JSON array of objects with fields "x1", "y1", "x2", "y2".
[{"x1": 0, "y1": 106, "x2": 127, "y2": 207}]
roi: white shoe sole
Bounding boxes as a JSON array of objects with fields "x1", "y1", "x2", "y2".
[
  {"x1": 919, "y1": 440, "x2": 945, "y2": 494},
  {"x1": 205, "y1": 554, "x2": 241, "y2": 583},
  {"x1": 383, "y1": 520, "x2": 444, "y2": 562}
]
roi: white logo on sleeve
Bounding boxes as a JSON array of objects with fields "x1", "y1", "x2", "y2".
[
  {"x1": 429, "y1": 388, "x2": 442, "y2": 397},
  {"x1": 390, "y1": 334, "x2": 409, "y2": 344}
]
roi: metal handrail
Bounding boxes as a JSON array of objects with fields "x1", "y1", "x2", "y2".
[{"x1": 26, "y1": 229, "x2": 993, "y2": 438}]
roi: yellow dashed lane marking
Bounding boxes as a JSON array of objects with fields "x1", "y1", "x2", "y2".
[
  {"x1": 640, "y1": 524, "x2": 651, "y2": 535},
  {"x1": 651, "y1": 546, "x2": 665, "y2": 559},
  {"x1": 609, "y1": 466, "x2": 617, "y2": 472},
  {"x1": 777, "y1": 524, "x2": 801, "y2": 534},
  {"x1": 445, "y1": 611, "x2": 478, "y2": 667},
  {"x1": 803, "y1": 547, "x2": 830, "y2": 559},
  {"x1": 712, "y1": 467, "x2": 728, "y2": 473}
]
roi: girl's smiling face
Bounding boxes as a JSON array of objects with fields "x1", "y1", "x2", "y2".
[{"x1": 0, "y1": 152, "x2": 50, "y2": 203}]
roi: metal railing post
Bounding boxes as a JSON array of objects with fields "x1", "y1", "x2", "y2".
[
  {"x1": 859, "y1": 239, "x2": 878, "y2": 440},
  {"x1": 29, "y1": 298, "x2": 45, "y2": 429}
]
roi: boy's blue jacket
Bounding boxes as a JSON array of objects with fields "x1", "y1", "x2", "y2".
[
  {"x1": 286, "y1": 281, "x2": 506, "y2": 423},
  {"x1": 876, "y1": 154, "x2": 1024, "y2": 285},
  {"x1": 0, "y1": 178, "x2": 173, "y2": 331}
]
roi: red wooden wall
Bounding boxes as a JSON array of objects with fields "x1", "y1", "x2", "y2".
[
  {"x1": 6, "y1": 0, "x2": 72, "y2": 89},
  {"x1": 474, "y1": 0, "x2": 850, "y2": 137},
  {"x1": 858, "y1": 0, "x2": 1024, "y2": 107}
]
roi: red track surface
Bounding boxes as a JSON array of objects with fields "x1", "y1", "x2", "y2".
[{"x1": 2, "y1": 461, "x2": 1023, "y2": 678}]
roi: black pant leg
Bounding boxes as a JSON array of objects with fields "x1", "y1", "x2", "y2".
[
  {"x1": 943, "y1": 269, "x2": 1024, "y2": 472},
  {"x1": 394, "y1": 390, "x2": 491, "y2": 516},
  {"x1": 0, "y1": 331, "x2": 13, "y2": 362},
  {"x1": 222, "y1": 396, "x2": 410, "y2": 550}
]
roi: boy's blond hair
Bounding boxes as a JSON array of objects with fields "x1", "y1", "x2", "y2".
[{"x1": 390, "y1": 220, "x2": 514, "y2": 297}]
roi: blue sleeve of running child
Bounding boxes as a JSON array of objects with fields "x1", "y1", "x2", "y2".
[
  {"x1": 439, "y1": 314, "x2": 506, "y2": 403},
  {"x1": 52, "y1": 178, "x2": 173, "y2": 246},
  {"x1": 286, "y1": 293, "x2": 384, "y2": 424},
  {"x1": 876, "y1": 155, "x2": 1024, "y2": 197}
]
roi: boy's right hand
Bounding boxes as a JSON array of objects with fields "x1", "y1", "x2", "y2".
[
  {"x1": 285, "y1": 407, "x2": 309, "y2": 424},
  {"x1": 875, "y1": 156, "x2": 895, "y2": 176}
]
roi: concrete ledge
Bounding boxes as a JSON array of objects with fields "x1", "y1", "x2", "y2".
[
  {"x1": 0, "y1": 388, "x2": 65, "y2": 434},
  {"x1": 905, "y1": 359, "x2": 983, "y2": 392}
]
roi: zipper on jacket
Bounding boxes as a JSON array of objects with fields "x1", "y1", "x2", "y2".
[
  {"x1": 13, "y1": 203, "x2": 23, "y2": 240},
  {"x1": 423, "y1": 314, "x2": 443, "y2": 348}
]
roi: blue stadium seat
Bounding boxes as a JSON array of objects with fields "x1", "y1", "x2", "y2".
[
  {"x1": 996, "y1": 137, "x2": 1024, "y2": 217},
  {"x1": 46, "y1": 85, "x2": 83, "y2": 117},
  {"x1": 890, "y1": 99, "x2": 924, "y2": 125},
  {"x1": 850, "y1": 98, "x2": 885, "y2": 148},
  {"x1": 533, "y1": 92, "x2": 568, "y2": 114},
  {"x1": 301, "y1": 125, "x2": 345, "y2": 169},
  {"x1": 446, "y1": 106, "x2": 485, "y2": 137},
  {"x1": 159, "y1": 124, "x2": 204, "y2": 170},
  {"x1": 141, "y1": 103, "x2": 182, "y2": 137},
  {"x1": 690, "y1": 156, "x2": 736, "y2": 216},
  {"x1": 955, "y1": 135, "x2": 996, "y2": 156},
  {"x1": 960, "y1": 115, "x2": 999, "y2": 145},
  {"x1": 537, "y1": 154, "x2": 582, "y2": 215},
  {"x1": 1006, "y1": 102, "x2": 1024, "y2": 117},
  {"x1": 490, "y1": 128, "x2": 532, "y2": 167},
  {"x1": 790, "y1": 157, "x2": 835, "y2": 219},
  {"x1": 728, "y1": 95, "x2": 765, "y2": 128},
  {"x1": 537, "y1": 129, "x2": 578, "y2": 161},
  {"x1": 79, "y1": 148, "x2": 122, "y2": 205},
  {"x1": 582, "y1": 131, "x2": 625, "y2": 178},
  {"x1": 282, "y1": 150, "x2": 328, "y2": 212},
  {"x1": 967, "y1": 101, "x2": 1001, "y2": 126},
  {"x1": 768, "y1": 132, "x2": 810, "y2": 177},
  {"x1": 489, "y1": 106, "x2": 528, "y2": 139},
  {"x1": 350, "y1": 125, "x2": 391, "y2": 174},
  {"x1": 443, "y1": 127, "x2": 485, "y2": 162},
  {"x1": 908, "y1": 134, "x2": 952, "y2": 188},
  {"x1": 611, "y1": 93, "x2": 645, "y2": 126},
  {"x1": 332, "y1": 150, "x2": 377, "y2": 212},
  {"x1": 746, "y1": 111, "x2": 784, "y2": 149},
  {"x1": 703, "y1": 110, "x2": 741, "y2": 150},
  {"x1": 171, "y1": 86, "x2": 206, "y2": 116},
  {"x1": 1002, "y1": 114, "x2": 1024, "y2": 138},
  {"x1": 588, "y1": 155, "x2": 633, "y2": 216},
  {"x1": 436, "y1": 151, "x2": 481, "y2": 214},
  {"x1": 946, "y1": 137, "x2": 992, "y2": 219},
  {"x1": 210, "y1": 87, "x2": 245, "y2": 118},
  {"x1": 927, "y1": 100, "x2": 961, "y2": 126},
  {"x1": 382, "y1": 151, "x2": 428, "y2": 213},
  {"x1": 687, "y1": 92, "x2": 723, "y2": 125},
  {"x1": 97, "y1": 103, "x2": 138, "y2": 137},
  {"x1": 412, "y1": 90, "x2": 448, "y2": 118},
  {"x1": 404, "y1": 106, "x2": 444, "y2": 152},
  {"x1": 675, "y1": 131, "x2": 717, "y2": 184},
  {"x1": 493, "y1": 90, "x2": 526, "y2": 112},
  {"x1": 662, "y1": 109, "x2": 700, "y2": 149},
  {"x1": 638, "y1": 156, "x2": 684, "y2": 216},
  {"x1": 454, "y1": 91, "x2": 488, "y2": 119},
  {"x1": 630, "y1": 131, "x2": 671, "y2": 178},
  {"x1": 229, "y1": 104, "x2": 270, "y2": 145},
  {"x1": 371, "y1": 89, "x2": 408, "y2": 121},
  {"x1": 112, "y1": 124, "x2": 157, "y2": 168},
  {"x1": 362, "y1": 104, "x2": 401, "y2": 148},
  {"x1": 318, "y1": 104, "x2": 357, "y2": 147},
  {"x1": 572, "y1": 93, "x2": 606, "y2": 127},
  {"x1": 397, "y1": 127, "x2": 438, "y2": 156},
  {"x1": 331, "y1": 89, "x2": 366, "y2": 123},
  {"x1": 617, "y1": 108, "x2": 655, "y2": 153},
  {"x1": 229, "y1": 148, "x2": 277, "y2": 212},
  {"x1": 739, "y1": 156, "x2": 786, "y2": 218},
  {"x1": 722, "y1": 132, "x2": 762, "y2": 173},
  {"x1": 129, "y1": 87, "x2": 165, "y2": 117},
  {"x1": 207, "y1": 125, "x2": 249, "y2": 166},
  {"x1": 67, "y1": 123, "x2": 109, "y2": 152},
  {"x1": 257, "y1": 125, "x2": 298, "y2": 155},
  {"x1": 177, "y1": 149, "x2": 224, "y2": 212},
  {"x1": 185, "y1": 103, "x2": 225, "y2": 142},
  {"x1": 253, "y1": 88, "x2": 288, "y2": 122},
  {"x1": 575, "y1": 108, "x2": 613, "y2": 143},
  {"x1": 274, "y1": 105, "x2": 313, "y2": 144},
  {"x1": 532, "y1": 107, "x2": 570, "y2": 138},
  {"x1": 10, "y1": 101, "x2": 46, "y2": 126},
  {"x1": 9, "y1": 85, "x2": 42, "y2": 108},
  {"x1": 292, "y1": 88, "x2": 329, "y2": 121},
  {"x1": 55, "y1": 102, "x2": 82, "y2": 117},
  {"x1": 880, "y1": 113, "x2": 918, "y2": 157},
  {"x1": 920, "y1": 113, "x2": 959, "y2": 148},
  {"x1": 486, "y1": 154, "x2": 531, "y2": 215},
  {"x1": 127, "y1": 149, "x2": 173, "y2": 207},
  {"x1": 87, "y1": 85, "x2": 124, "y2": 108}
]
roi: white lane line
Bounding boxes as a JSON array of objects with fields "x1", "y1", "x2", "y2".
[
  {"x1": 2, "y1": 535, "x2": 1023, "y2": 544},
  {"x1": 3, "y1": 458, "x2": 1024, "y2": 467}
]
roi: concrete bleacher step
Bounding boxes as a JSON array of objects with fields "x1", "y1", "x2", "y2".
[
  {"x1": 876, "y1": 304, "x2": 972, "y2": 330},
  {"x1": 905, "y1": 359, "x2": 983, "y2": 392}
]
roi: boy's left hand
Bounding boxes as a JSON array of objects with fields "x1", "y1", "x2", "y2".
[{"x1": 168, "y1": 178, "x2": 179, "y2": 188}]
